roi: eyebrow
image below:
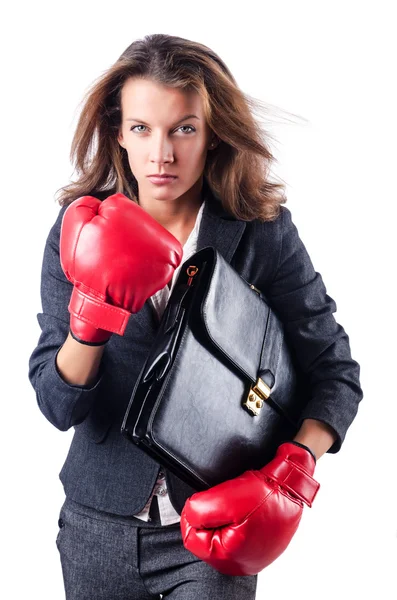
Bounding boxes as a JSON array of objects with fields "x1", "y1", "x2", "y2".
[{"x1": 125, "y1": 114, "x2": 200, "y2": 125}]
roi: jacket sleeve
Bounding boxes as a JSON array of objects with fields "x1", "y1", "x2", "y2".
[
  {"x1": 266, "y1": 206, "x2": 363, "y2": 453},
  {"x1": 28, "y1": 205, "x2": 107, "y2": 431}
]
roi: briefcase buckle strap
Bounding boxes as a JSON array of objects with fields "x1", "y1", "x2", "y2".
[
  {"x1": 186, "y1": 265, "x2": 199, "y2": 286},
  {"x1": 244, "y1": 378, "x2": 271, "y2": 416}
]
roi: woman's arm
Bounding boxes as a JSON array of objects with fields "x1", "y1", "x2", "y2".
[
  {"x1": 28, "y1": 206, "x2": 107, "y2": 431},
  {"x1": 293, "y1": 418, "x2": 338, "y2": 460},
  {"x1": 264, "y1": 206, "x2": 363, "y2": 454},
  {"x1": 56, "y1": 332, "x2": 105, "y2": 387}
]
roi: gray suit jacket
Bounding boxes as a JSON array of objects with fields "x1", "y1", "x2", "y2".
[{"x1": 28, "y1": 180, "x2": 363, "y2": 516}]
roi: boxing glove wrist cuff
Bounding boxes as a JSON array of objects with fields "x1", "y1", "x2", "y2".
[
  {"x1": 288, "y1": 440, "x2": 317, "y2": 463},
  {"x1": 260, "y1": 444, "x2": 320, "y2": 507},
  {"x1": 270, "y1": 463, "x2": 319, "y2": 507},
  {"x1": 69, "y1": 286, "x2": 131, "y2": 336},
  {"x1": 69, "y1": 328, "x2": 110, "y2": 347}
]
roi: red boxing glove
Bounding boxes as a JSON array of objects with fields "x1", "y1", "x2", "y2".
[
  {"x1": 181, "y1": 441, "x2": 320, "y2": 576},
  {"x1": 60, "y1": 193, "x2": 183, "y2": 345}
]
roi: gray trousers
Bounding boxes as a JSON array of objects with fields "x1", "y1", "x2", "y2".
[{"x1": 56, "y1": 497, "x2": 258, "y2": 599}]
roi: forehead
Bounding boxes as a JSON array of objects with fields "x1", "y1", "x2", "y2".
[{"x1": 120, "y1": 77, "x2": 205, "y2": 118}]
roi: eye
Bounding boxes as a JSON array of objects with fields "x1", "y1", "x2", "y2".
[
  {"x1": 178, "y1": 126, "x2": 195, "y2": 134},
  {"x1": 130, "y1": 125, "x2": 147, "y2": 133},
  {"x1": 129, "y1": 125, "x2": 196, "y2": 134}
]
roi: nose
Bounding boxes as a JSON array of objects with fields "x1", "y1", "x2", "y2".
[{"x1": 149, "y1": 134, "x2": 174, "y2": 165}]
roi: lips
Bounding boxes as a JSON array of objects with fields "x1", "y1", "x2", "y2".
[
  {"x1": 147, "y1": 175, "x2": 177, "y2": 185},
  {"x1": 147, "y1": 175, "x2": 176, "y2": 178}
]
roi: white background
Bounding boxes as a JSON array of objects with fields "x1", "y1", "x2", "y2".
[{"x1": 2, "y1": 1, "x2": 396, "y2": 598}]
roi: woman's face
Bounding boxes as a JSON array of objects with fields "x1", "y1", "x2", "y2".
[{"x1": 117, "y1": 77, "x2": 213, "y2": 204}]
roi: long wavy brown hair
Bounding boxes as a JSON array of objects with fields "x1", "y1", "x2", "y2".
[{"x1": 56, "y1": 33, "x2": 303, "y2": 221}]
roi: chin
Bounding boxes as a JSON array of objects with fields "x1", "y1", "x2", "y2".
[{"x1": 147, "y1": 182, "x2": 185, "y2": 198}]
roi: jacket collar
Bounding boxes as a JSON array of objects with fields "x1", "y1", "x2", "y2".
[{"x1": 196, "y1": 178, "x2": 246, "y2": 263}]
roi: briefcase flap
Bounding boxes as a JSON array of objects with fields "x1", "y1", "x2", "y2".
[{"x1": 198, "y1": 249, "x2": 270, "y2": 383}]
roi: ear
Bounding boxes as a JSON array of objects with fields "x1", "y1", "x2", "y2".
[{"x1": 117, "y1": 132, "x2": 125, "y2": 148}]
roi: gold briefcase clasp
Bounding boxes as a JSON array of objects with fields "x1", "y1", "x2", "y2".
[{"x1": 244, "y1": 378, "x2": 271, "y2": 416}]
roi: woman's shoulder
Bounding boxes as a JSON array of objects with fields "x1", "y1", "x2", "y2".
[{"x1": 242, "y1": 203, "x2": 289, "y2": 241}]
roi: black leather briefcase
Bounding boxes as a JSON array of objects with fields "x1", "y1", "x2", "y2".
[{"x1": 121, "y1": 246, "x2": 309, "y2": 491}]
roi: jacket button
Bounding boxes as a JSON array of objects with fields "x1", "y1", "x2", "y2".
[{"x1": 58, "y1": 518, "x2": 64, "y2": 528}]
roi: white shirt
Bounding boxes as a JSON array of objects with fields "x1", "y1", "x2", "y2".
[{"x1": 132, "y1": 199, "x2": 206, "y2": 525}]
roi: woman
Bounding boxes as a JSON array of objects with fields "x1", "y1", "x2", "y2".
[{"x1": 28, "y1": 33, "x2": 363, "y2": 599}]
